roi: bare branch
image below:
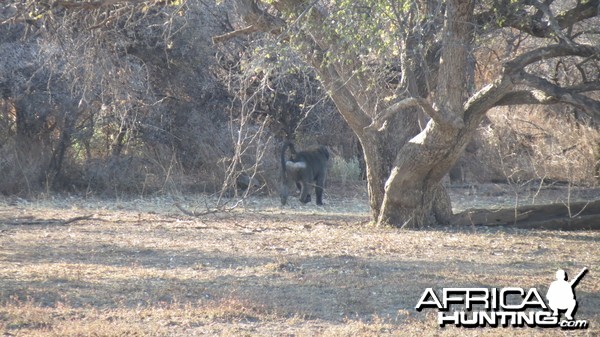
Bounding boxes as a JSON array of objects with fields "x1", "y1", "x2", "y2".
[
  {"x1": 174, "y1": 202, "x2": 242, "y2": 217},
  {"x1": 568, "y1": 82, "x2": 600, "y2": 93},
  {"x1": 504, "y1": 43, "x2": 600, "y2": 73},
  {"x1": 4, "y1": 214, "x2": 96, "y2": 226},
  {"x1": 373, "y1": 97, "x2": 464, "y2": 130},
  {"x1": 175, "y1": 203, "x2": 219, "y2": 216},
  {"x1": 530, "y1": 0, "x2": 572, "y2": 44},
  {"x1": 514, "y1": 72, "x2": 600, "y2": 118},
  {"x1": 476, "y1": 0, "x2": 599, "y2": 39},
  {"x1": 212, "y1": 25, "x2": 259, "y2": 44},
  {"x1": 371, "y1": 97, "x2": 420, "y2": 129},
  {"x1": 54, "y1": 0, "x2": 127, "y2": 10},
  {"x1": 496, "y1": 81, "x2": 600, "y2": 107},
  {"x1": 495, "y1": 90, "x2": 559, "y2": 106},
  {"x1": 211, "y1": 0, "x2": 285, "y2": 43},
  {"x1": 464, "y1": 76, "x2": 515, "y2": 120},
  {"x1": 553, "y1": 0, "x2": 600, "y2": 35}
]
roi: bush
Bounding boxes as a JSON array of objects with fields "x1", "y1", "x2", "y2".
[
  {"x1": 329, "y1": 155, "x2": 362, "y2": 186},
  {"x1": 475, "y1": 105, "x2": 600, "y2": 185},
  {"x1": 0, "y1": 139, "x2": 50, "y2": 195}
]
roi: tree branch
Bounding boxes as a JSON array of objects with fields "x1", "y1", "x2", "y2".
[
  {"x1": 373, "y1": 97, "x2": 464, "y2": 130},
  {"x1": 495, "y1": 90, "x2": 559, "y2": 106},
  {"x1": 371, "y1": 97, "x2": 420, "y2": 130},
  {"x1": 516, "y1": 72, "x2": 600, "y2": 118},
  {"x1": 464, "y1": 76, "x2": 515, "y2": 122},
  {"x1": 54, "y1": 0, "x2": 153, "y2": 10},
  {"x1": 211, "y1": 0, "x2": 285, "y2": 43},
  {"x1": 476, "y1": 0, "x2": 599, "y2": 39},
  {"x1": 467, "y1": 40, "x2": 600, "y2": 122},
  {"x1": 495, "y1": 82, "x2": 600, "y2": 107},
  {"x1": 307, "y1": 39, "x2": 372, "y2": 131},
  {"x1": 212, "y1": 25, "x2": 260, "y2": 43},
  {"x1": 530, "y1": 0, "x2": 572, "y2": 44},
  {"x1": 272, "y1": 0, "x2": 378, "y2": 131},
  {"x1": 504, "y1": 43, "x2": 600, "y2": 73}
]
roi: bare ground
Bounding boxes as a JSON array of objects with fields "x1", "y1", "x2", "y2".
[{"x1": 0, "y1": 185, "x2": 599, "y2": 336}]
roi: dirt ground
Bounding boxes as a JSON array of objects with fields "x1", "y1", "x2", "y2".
[{"x1": 0, "y1": 185, "x2": 599, "y2": 336}]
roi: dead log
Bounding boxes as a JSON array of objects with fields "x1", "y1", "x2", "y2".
[{"x1": 452, "y1": 200, "x2": 600, "y2": 230}]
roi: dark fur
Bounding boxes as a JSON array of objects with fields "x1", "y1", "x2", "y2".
[{"x1": 280, "y1": 141, "x2": 329, "y2": 205}]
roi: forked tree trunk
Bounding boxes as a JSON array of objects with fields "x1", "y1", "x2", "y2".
[
  {"x1": 343, "y1": 96, "x2": 421, "y2": 223},
  {"x1": 366, "y1": 0, "x2": 475, "y2": 227},
  {"x1": 360, "y1": 138, "x2": 454, "y2": 226},
  {"x1": 374, "y1": 121, "x2": 465, "y2": 227}
]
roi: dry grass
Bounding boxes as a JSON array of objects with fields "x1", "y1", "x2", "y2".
[
  {"x1": 480, "y1": 105, "x2": 600, "y2": 185},
  {"x1": 0, "y1": 193, "x2": 598, "y2": 336}
]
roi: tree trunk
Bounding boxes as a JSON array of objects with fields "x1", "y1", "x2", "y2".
[
  {"x1": 111, "y1": 125, "x2": 127, "y2": 156},
  {"x1": 375, "y1": 120, "x2": 459, "y2": 227},
  {"x1": 47, "y1": 109, "x2": 77, "y2": 188},
  {"x1": 350, "y1": 101, "x2": 422, "y2": 223},
  {"x1": 374, "y1": 0, "x2": 475, "y2": 227}
]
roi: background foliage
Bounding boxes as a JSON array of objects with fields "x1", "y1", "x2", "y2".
[{"x1": 0, "y1": 0, "x2": 598, "y2": 198}]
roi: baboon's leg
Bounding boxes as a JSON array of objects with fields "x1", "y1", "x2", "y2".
[
  {"x1": 299, "y1": 181, "x2": 310, "y2": 204},
  {"x1": 315, "y1": 186, "x2": 323, "y2": 205},
  {"x1": 297, "y1": 181, "x2": 311, "y2": 202},
  {"x1": 315, "y1": 174, "x2": 325, "y2": 205}
]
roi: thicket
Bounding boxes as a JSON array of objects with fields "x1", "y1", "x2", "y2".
[{"x1": 0, "y1": 1, "x2": 597, "y2": 198}]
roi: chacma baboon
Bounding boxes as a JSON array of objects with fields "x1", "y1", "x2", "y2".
[{"x1": 280, "y1": 141, "x2": 329, "y2": 205}]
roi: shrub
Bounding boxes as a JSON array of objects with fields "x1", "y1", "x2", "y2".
[{"x1": 329, "y1": 155, "x2": 362, "y2": 186}]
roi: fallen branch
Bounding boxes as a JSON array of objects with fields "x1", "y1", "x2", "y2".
[
  {"x1": 3, "y1": 214, "x2": 96, "y2": 226},
  {"x1": 452, "y1": 200, "x2": 600, "y2": 230},
  {"x1": 174, "y1": 203, "x2": 220, "y2": 217},
  {"x1": 173, "y1": 198, "x2": 247, "y2": 217},
  {"x1": 55, "y1": 0, "x2": 138, "y2": 10}
]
